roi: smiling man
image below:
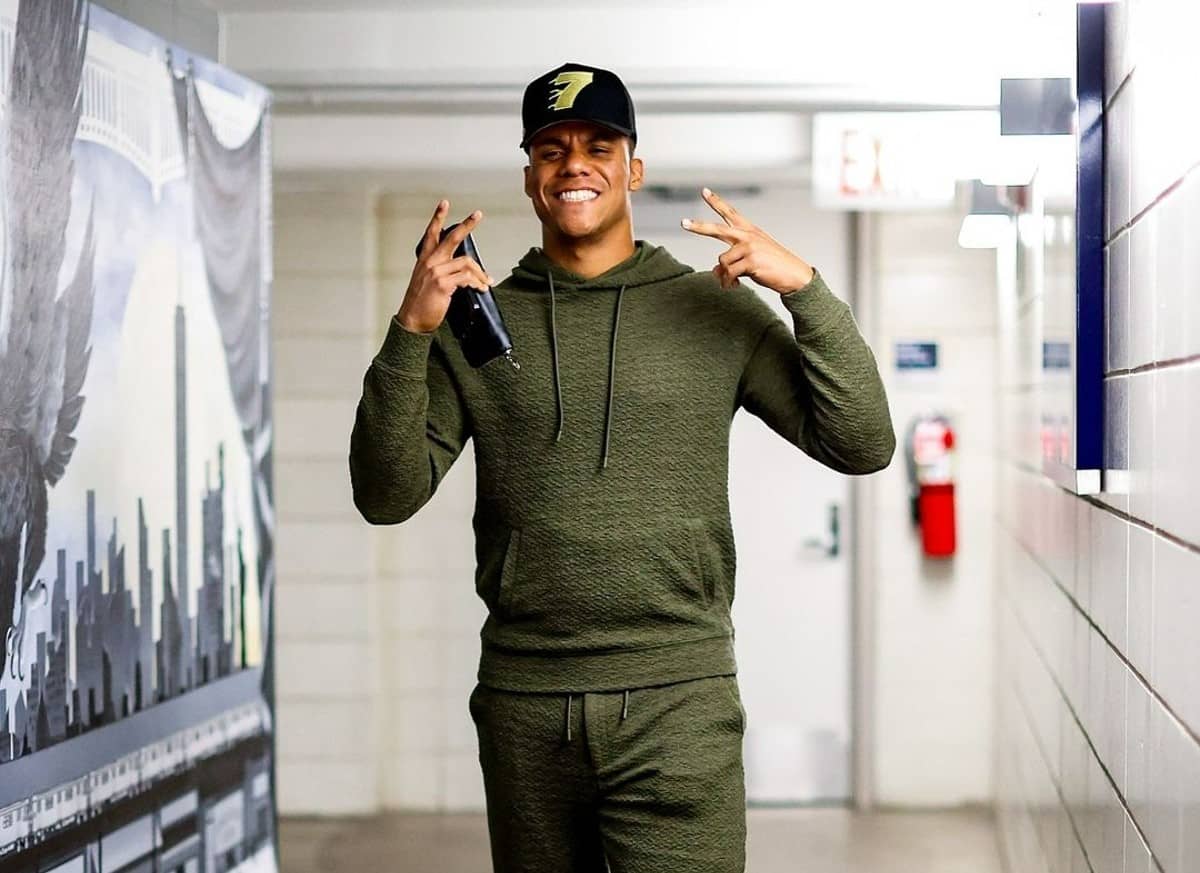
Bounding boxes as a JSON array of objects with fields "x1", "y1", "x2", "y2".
[
  {"x1": 519, "y1": 65, "x2": 644, "y2": 280},
  {"x1": 349, "y1": 62, "x2": 895, "y2": 873}
]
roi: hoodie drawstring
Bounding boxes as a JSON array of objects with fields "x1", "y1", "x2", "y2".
[
  {"x1": 548, "y1": 272, "x2": 564, "y2": 443},
  {"x1": 601, "y1": 284, "x2": 625, "y2": 469},
  {"x1": 545, "y1": 275, "x2": 627, "y2": 470}
]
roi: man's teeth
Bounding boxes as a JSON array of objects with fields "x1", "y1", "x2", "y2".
[{"x1": 558, "y1": 190, "x2": 597, "y2": 201}]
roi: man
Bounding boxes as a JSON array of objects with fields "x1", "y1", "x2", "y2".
[{"x1": 349, "y1": 62, "x2": 894, "y2": 873}]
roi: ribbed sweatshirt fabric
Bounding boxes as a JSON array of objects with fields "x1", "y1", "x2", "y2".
[{"x1": 349, "y1": 240, "x2": 895, "y2": 693}]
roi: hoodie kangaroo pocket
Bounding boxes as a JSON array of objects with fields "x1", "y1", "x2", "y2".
[
  {"x1": 494, "y1": 515, "x2": 714, "y2": 650},
  {"x1": 475, "y1": 526, "x2": 518, "y2": 609}
]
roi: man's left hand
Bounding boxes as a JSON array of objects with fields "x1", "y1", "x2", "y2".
[{"x1": 681, "y1": 187, "x2": 816, "y2": 294}]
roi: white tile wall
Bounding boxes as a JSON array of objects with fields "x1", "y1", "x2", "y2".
[
  {"x1": 1125, "y1": 525, "x2": 1153, "y2": 678},
  {"x1": 1104, "y1": 84, "x2": 1132, "y2": 240},
  {"x1": 997, "y1": 4, "x2": 1200, "y2": 872},
  {"x1": 1127, "y1": 210, "x2": 1157, "y2": 370},
  {"x1": 1154, "y1": 364, "x2": 1200, "y2": 545},
  {"x1": 1153, "y1": 182, "x2": 1191, "y2": 362},
  {"x1": 1127, "y1": 370, "x2": 1155, "y2": 524},
  {"x1": 1101, "y1": 373, "x2": 1129, "y2": 514},
  {"x1": 1105, "y1": 230, "x2": 1130, "y2": 372},
  {"x1": 1151, "y1": 538, "x2": 1200, "y2": 733}
]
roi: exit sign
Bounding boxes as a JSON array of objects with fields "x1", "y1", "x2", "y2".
[{"x1": 812, "y1": 111, "x2": 999, "y2": 210}]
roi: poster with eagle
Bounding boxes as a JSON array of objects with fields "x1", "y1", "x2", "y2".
[{"x1": 0, "y1": 2, "x2": 277, "y2": 872}]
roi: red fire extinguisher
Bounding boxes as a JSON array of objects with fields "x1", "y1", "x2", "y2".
[{"x1": 904, "y1": 414, "x2": 956, "y2": 558}]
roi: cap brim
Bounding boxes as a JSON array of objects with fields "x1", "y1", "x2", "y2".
[{"x1": 520, "y1": 118, "x2": 635, "y2": 150}]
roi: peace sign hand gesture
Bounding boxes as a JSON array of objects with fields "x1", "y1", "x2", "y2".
[
  {"x1": 398, "y1": 199, "x2": 496, "y2": 334},
  {"x1": 681, "y1": 187, "x2": 816, "y2": 294}
]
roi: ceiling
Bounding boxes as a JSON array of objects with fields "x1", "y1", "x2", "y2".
[
  {"x1": 220, "y1": 0, "x2": 1077, "y2": 185},
  {"x1": 204, "y1": 0, "x2": 706, "y2": 9},
  {"x1": 219, "y1": 0, "x2": 1076, "y2": 98}
]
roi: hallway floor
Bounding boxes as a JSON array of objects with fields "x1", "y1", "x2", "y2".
[{"x1": 278, "y1": 806, "x2": 1006, "y2": 872}]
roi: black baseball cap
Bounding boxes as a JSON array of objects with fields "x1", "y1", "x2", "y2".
[{"x1": 520, "y1": 62, "x2": 637, "y2": 151}]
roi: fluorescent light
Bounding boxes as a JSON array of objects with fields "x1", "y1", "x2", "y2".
[{"x1": 958, "y1": 214, "x2": 1012, "y2": 248}]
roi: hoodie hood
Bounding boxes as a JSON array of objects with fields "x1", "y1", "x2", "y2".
[
  {"x1": 510, "y1": 239, "x2": 694, "y2": 291},
  {"x1": 507, "y1": 240, "x2": 694, "y2": 470}
]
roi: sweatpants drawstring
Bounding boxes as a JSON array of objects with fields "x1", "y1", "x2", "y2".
[{"x1": 564, "y1": 689, "x2": 630, "y2": 742}]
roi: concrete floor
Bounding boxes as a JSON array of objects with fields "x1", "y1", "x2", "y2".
[{"x1": 278, "y1": 806, "x2": 1006, "y2": 873}]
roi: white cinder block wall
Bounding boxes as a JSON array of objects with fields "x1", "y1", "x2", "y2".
[
  {"x1": 373, "y1": 192, "x2": 542, "y2": 811},
  {"x1": 272, "y1": 185, "x2": 551, "y2": 813},
  {"x1": 272, "y1": 189, "x2": 388, "y2": 814},
  {"x1": 995, "y1": 4, "x2": 1200, "y2": 873},
  {"x1": 866, "y1": 210, "x2": 998, "y2": 806}
]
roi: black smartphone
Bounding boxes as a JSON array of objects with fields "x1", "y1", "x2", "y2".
[{"x1": 416, "y1": 223, "x2": 518, "y2": 370}]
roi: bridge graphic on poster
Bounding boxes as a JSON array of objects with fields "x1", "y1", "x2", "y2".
[
  {"x1": 0, "y1": 10, "x2": 263, "y2": 199},
  {"x1": 0, "y1": 670, "x2": 270, "y2": 858}
]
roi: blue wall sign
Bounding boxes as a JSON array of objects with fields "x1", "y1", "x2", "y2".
[
  {"x1": 895, "y1": 341, "x2": 939, "y2": 371},
  {"x1": 1042, "y1": 341, "x2": 1072, "y2": 370}
]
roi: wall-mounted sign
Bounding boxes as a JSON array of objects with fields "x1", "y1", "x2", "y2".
[
  {"x1": 895, "y1": 341, "x2": 939, "y2": 371},
  {"x1": 1041, "y1": 341, "x2": 1073, "y2": 370},
  {"x1": 811, "y1": 111, "x2": 998, "y2": 210}
]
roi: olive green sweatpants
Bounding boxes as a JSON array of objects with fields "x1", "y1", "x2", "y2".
[{"x1": 468, "y1": 673, "x2": 748, "y2": 873}]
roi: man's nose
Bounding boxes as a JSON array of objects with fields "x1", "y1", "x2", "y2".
[{"x1": 560, "y1": 146, "x2": 590, "y2": 173}]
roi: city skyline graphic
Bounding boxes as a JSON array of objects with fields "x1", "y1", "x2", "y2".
[{"x1": 1, "y1": 304, "x2": 256, "y2": 765}]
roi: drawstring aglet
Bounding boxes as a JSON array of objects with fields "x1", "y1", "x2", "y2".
[
  {"x1": 621, "y1": 689, "x2": 629, "y2": 720},
  {"x1": 565, "y1": 694, "x2": 573, "y2": 742}
]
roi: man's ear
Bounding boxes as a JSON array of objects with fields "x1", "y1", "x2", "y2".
[
  {"x1": 523, "y1": 164, "x2": 532, "y2": 198},
  {"x1": 629, "y1": 156, "x2": 644, "y2": 191}
]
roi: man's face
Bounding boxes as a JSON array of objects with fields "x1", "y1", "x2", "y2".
[{"x1": 523, "y1": 121, "x2": 643, "y2": 242}]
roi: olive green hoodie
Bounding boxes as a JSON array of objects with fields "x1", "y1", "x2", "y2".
[{"x1": 349, "y1": 240, "x2": 894, "y2": 692}]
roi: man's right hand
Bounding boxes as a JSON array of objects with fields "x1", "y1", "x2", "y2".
[{"x1": 397, "y1": 200, "x2": 495, "y2": 335}]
